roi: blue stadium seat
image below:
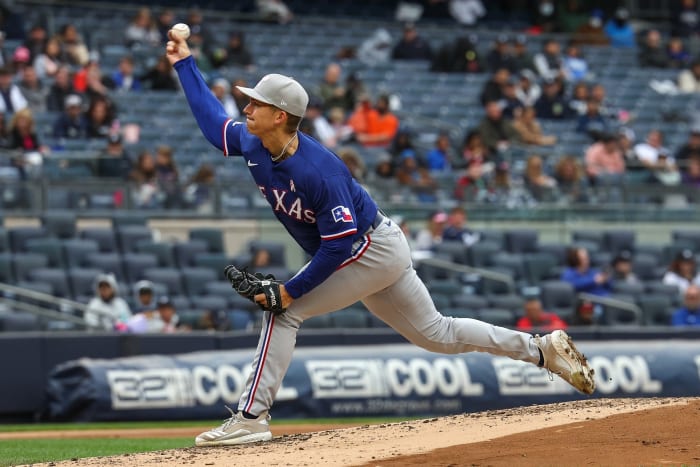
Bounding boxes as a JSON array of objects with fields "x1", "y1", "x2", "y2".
[
  {"x1": 28, "y1": 268, "x2": 71, "y2": 298},
  {"x1": 26, "y1": 238, "x2": 65, "y2": 269},
  {"x1": 62, "y1": 238, "x2": 100, "y2": 268},
  {"x1": 181, "y1": 267, "x2": 218, "y2": 297},
  {"x1": 143, "y1": 268, "x2": 184, "y2": 295},
  {"x1": 84, "y1": 253, "x2": 125, "y2": 281},
  {"x1": 80, "y1": 228, "x2": 118, "y2": 253},
  {"x1": 122, "y1": 253, "x2": 159, "y2": 283},
  {"x1": 189, "y1": 228, "x2": 225, "y2": 254},
  {"x1": 40, "y1": 211, "x2": 77, "y2": 239},
  {"x1": 173, "y1": 240, "x2": 209, "y2": 268},
  {"x1": 135, "y1": 241, "x2": 176, "y2": 267},
  {"x1": 12, "y1": 253, "x2": 49, "y2": 282}
]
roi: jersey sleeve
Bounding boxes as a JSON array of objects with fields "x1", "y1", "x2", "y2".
[{"x1": 173, "y1": 56, "x2": 243, "y2": 155}]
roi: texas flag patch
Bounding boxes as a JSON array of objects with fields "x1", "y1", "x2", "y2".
[{"x1": 332, "y1": 205, "x2": 354, "y2": 223}]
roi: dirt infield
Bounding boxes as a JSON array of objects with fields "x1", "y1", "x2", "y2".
[{"x1": 27, "y1": 397, "x2": 700, "y2": 467}]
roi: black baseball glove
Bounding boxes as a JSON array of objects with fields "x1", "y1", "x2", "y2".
[{"x1": 223, "y1": 265, "x2": 287, "y2": 315}]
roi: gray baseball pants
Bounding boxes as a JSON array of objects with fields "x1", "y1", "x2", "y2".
[{"x1": 237, "y1": 217, "x2": 542, "y2": 415}]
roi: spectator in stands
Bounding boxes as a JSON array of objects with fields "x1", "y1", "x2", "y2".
[
  {"x1": 140, "y1": 55, "x2": 178, "y2": 91},
  {"x1": 327, "y1": 107, "x2": 354, "y2": 145},
  {"x1": 96, "y1": 133, "x2": 132, "y2": 179},
  {"x1": 675, "y1": 128, "x2": 700, "y2": 162},
  {"x1": 570, "y1": 299, "x2": 598, "y2": 325},
  {"x1": 257, "y1": 0, "x2": 294, "y2": 24},
  {"x1": 524, "y1": 154, "x2": 557, "y2": 201},
  {"x1": 671, "y1": 284, "x2": 700, "y2": 326},
  {"x1": 528, "y1": 0, "x2": 557, "y2": 34},
  {"x1": 677, "y1": 59, "x2": 700, "y2": 93},
  {"x1": 230, "y1": 78, "x2": 250, "y2": 115},
  {"x1": 638, "y1": 29, "x2": 670, "y2": 68},
  {"x1": 304, "y1": 98, "x2": 336, "y2": 149},
  {"x1": 0, "y1": 113, "x2": 9, "y2": 148},
  {"x1": 73, "y1": 57, "x2": 112, "y2": 99},
  {"x1": 477, "y1": 100, "x2": 521, "y2": 153},
  {"x1": 425, "y1": 132, "x2": 454, "y2": 173},
  {"x1": 112, "y1": 56, "x2": 142, "y2": 93},
  {"x1": 511, "y1": 35, "x2": 534, "y2": 73},
  {"x1": 0, "y1": 66, "x2": 26, "y2": 115},
  {"x1": 573, "y1": 9, "x2": 609, "y2": 46},
  {"x1": 127, "y1": 296, "x2": 181, "y2": 333},
  {"x1": 514, "y1": 69, "x2": 541, "y2": 107},
  {"x1": 186, "y1": 8, "x2": 216, "y2": 59},
  {"x1": 618, "y1": 127, "x2": 636, "y2": 161},
  {"x1": 533, "y1": 38, "x2": 564, "y2": 80},
  {"x1": 129, "y1": 150, "x2": 160, "y2": 208},
  {"x1": 52, "y1": 94, "x2": 87, "y2": 139},
  {"x1": 46, "y1": 65, "x2": 74, "y2": 112},
  {"x1": 337, "y1": 147, "x2": 367, "y2": 184},
  {"x1": 500, "y1": 77, "x2": 524, "y2": 119},
  {"x1": 671, "y1": 0, "x2": 700, "y2": 39},
  {"x1": 584, "y1": 133, "x2": 625, "y2": 185},
  {"x1": 220, "y1": 31, "x2": 253, "y2": 69},
  {"x1": 576, "y1": 99, "x2": 610, "y2": 139},
  {"x1": 318, "y1": 63, "x2": 348, "y2": 112},
  {"x1": 184, "y1": 163, "x2": 216, "y2": 213},
  {"x1": 513, "y1": 106, "x2": 557, "y2": 146},
  {"x1": 682, "y1": 155, "x2": 700, "y2": 188},
  {"x1": 663, "y1": 249, "x2": 700, "y2": 295},
  {"x1": 568, "y1": 81, "x2": 589, "y2": 116},
  {"x1": 188, "y1": 29, "x2": 214, "y2": 75},
  {"x1": 442, "y1": 206, "x2": 479, "y2": 247},
  {"x1": 535, "y1": 77, "x2": 573, "y2": 120},
  {"x1": 395, "y1": 149, "x2": 437, "y2": 202},
  {"x1": 634, "y1": 130, "x2": 681, "y2": 186},
  {"x1": 414, "y1": 211, "x2": 447, "y2": 253},
  {"x1": 480, "y1": 67, "x2": 510, "y2": 106},
  {"x1": 23, "y1": 25, "x2": 47, "y2": 63},
  {"x1": 18, "y1": 65, "x2": 47, "y2": 113},
  {"x1": 84, "y1": 273, "x2": 132, "y2": 331},
  {"x1": 610, "y1": 249, "x2": 641, "y2": 285},
  {"x1": 562, "y1": 246, "x2": 611, "y2": 297},
  {"x1": 155, "y1": 144, "x2": 181, "y2": 208},
  {"x1": 604, "y1": 8, "x2": 635, "y2": 48},
  {"x1": 392, "y1": 23, "x2": 432, "y2": 61},
  {"x1": 667, "y1": 36, "x2": 691, "y2": 69},
  {"x1": 349, "y1": 94, "x2": 399, "y2": 148},
  {"x1": 132, "y1": 280, "x2": 156, "y2": 314},
  {"x1": 562, "y1": 42, "x2": 589, "y2": 82},
  {"x1": 8, "y1": 108, "x2": 46, "y2": 155},
  {"x1": 11, "y1": 46, "x2": 31, "y2": 78},
  {"x1": 374, "y1": 152, "x2": 395, "y2": 180},
  {"x1": 516, "y1": 296, "x2": 567, "y2": 331},
  {"x1": 486, "y1": 35, "x2": 513, "y2": 73},
  {"x1": 432, "y1": 34, "x2": 482, "y2": 73},
  {"x1": 33, "y1": 37, "x2": 63, "y2": 80},
  {"x1": 155, "y1": 8, "x2": 176, "y2": 43},
  {"x1": 125, "y1": 7, "x2": 160, "y2": 49},
  {"x1": 86, "y1": 96, "x2": 117, "y2": 139},
  {"x1": 211, "y1": 78, "x2": 238, "y2": 118},
  {"x1": 554, "y1": 155, "x2": 588, "y2": 203},
  {"x1": 57, "y1": 23, "x2": 89, "y2": 67},
  {"x1": 358, "y1": 28, "x2": 393, "y2": 68}
]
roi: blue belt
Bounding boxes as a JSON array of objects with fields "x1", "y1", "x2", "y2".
[{"x1": 370, "y1": 210, "x2": 386, "y2": 230}]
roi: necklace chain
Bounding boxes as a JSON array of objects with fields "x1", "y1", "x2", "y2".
[{"x1": 271, "y1": 133, "x2": 298, "y2": 162}]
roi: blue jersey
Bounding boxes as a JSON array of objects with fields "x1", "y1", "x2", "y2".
[{"x1": 174, "y1": 56, "x2": 378, "y2": 299}]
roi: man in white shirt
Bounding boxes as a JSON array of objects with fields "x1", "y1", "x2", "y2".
[{"x1": 633, "y1": 129, "x2": 680, "y2": 185}]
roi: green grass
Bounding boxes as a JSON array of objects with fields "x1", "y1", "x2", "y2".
[{"x1": 0, "y1": 438, "x2": 192, "y2": 467}]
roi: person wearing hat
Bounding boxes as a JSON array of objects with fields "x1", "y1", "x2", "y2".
[
  {"x1": 96, "y1": 132, "x2": 132, "y2": 179},
  {"x1": 210, "y1": 77, "x2": 238, "y2": 118},
  {"x1": 391, "y1": 22, "x2": 432, "y2": 61},
  {"x1": 486, "y1": 34, "x2": 514, "y2": 73},
  {"x1": 515, "y1": 69, "x2": 541, "y2": 107},
  {"x1": 52, "y1": 93, "x2": 88, "y2": 139},
  {"x1": 663, "y1": 249, "x2": 700, "y2": 296},
  {"x1": 84, "y1": 273, "x2": 132, "y2": 331},
  {"x1": 166, "y1": 27, "x2": 595, "y2": 446},
  {"x1": 610, "y1": 250, "x2": 641, "y2": 285},
  {"x1": 133, "y1": 280, "x2": 156, "y2": 313},
  {"x1": 126, "y1": 295, "x2": 181, "y2": 333}
]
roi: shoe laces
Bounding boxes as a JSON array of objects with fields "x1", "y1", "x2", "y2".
[{"x1": 220, "y1": 405, "x2": 238, "y2": 431}]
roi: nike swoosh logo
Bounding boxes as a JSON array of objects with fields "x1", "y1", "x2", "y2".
[{"x1": 247, "y1": 160, "x2": 258, "y2": 167}]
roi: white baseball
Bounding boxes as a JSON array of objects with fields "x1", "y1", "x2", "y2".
[{"x1": 171, "y1": 23, "x2": 190, "y2": 40}]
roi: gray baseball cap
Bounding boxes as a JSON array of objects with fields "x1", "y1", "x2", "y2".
[{"x1": 237, "y1": 74, "x2": 309, "y2": 117}]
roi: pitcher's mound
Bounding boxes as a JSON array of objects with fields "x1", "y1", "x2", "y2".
[{"x1": 43, "y1": 397, "x2": 700, "y2": 467}]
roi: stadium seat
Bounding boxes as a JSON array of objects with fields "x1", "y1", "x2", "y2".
[
  {"x1": 523, "y1": 252, "x2": 559, "y2": 285},
  {"x1": 539, "y1": 281, "x2": 576, "y2": 317},
  {"x1": 491, "y1": 253, "x2": 525, "y2": 282},
  {"x1": 143, "y1": 268, "x2": 184, "y2": 295},
  {"x1": 40, "y1": 211, "x2": 77, "y2": 239},
  {"x1": 331, "y1": 308, "x2": 369, "y2": 328},
  {"x1": 248, "y1": 240, "x2": 286, "y2": 267},
  {"x1": 603, "y1": 294, "x2": 642, "y2": 325},
  {"x1": 442, "y1": 308, "x2": 480, "y2": 319},
  {"x1": 504, "y1": 229, "x2": 539, "y2": 254},
  {"x1": 487, "y1": 294, "x2": 525, "y2": 313},
  {"x1": 135, "y1": 241, "x2": 176, "y2": 267},
  {"x1": 639, "y1": 295, "x2": 674, "y2": 326},
  {"x1": 571, "y1": 230, "x2": 603, "y2": 249},
  {"x1": 645, "y1": 283, "x2": 681, "y2": 303},
  {"x1": 122, "y1": 253, "x2": 159, "y2": 283},
  {"x1": 481, "y1": 268, "x2": 516, "y2": 295},
  {"x1": 433, "y1": 242, "x2": 468, "y2": 264},
  {"x1": 25, "y1": 238, "x2": 65, "y2": 269},
  {"x1": 611, "y1": 281, "x2": 645, "y2": 300},
  {"x1": 227, "y1": 310, "x2": 253, "y2": 330},
  {"x1": 67, "y1": 268, "x2": 103, "y2": 298},
  {"x1": 173, "y1": 240, "x2": 209, "y2": 268},
  {"x1": 189, "y1": 228, "x2": 225, "y2": 253},
  {"x1": 7, "y1": 226, "x2": 47, "y2": 252},
  {"x1": 427, "y1": 280, "x2": 463, "y2": 297},
  {"x1": 194, "y1": 253, "x2": 231, "y2": 275},
  {"x1": 84, "y1": 253, "x2": 125, "y2": 281},
  {"x1": 0, "y1": 253, "x2": 13, "y2": 283},
  {"x1": 302, "y1": 314, "x2": 333, "y2": 329},
  {"x1": 451, "y1": 294, "x2": 488, "y2": 311},
  {"x1": 80, "y1": 228, "x2": 118, "y2": 253},
  {"x1": 632, "y1": 254, "x2": 661, "y2": 282},
  {"x1": 28, "y1": 268, "x2": 71, "y2": 298},
  {"x1": 116, "y1": 225, "x2": 153, "y2": 254},
  {"x1": 192, "y1": 295, "x2": 228, "y2": 313},
  {"x1": 467, "y1": 241, "x2": 501, "y2": 268},
  {"x1": 671, "y1": 230, "x2": 700, "y2": 251},
  {"x1": 0, "y1": 311, "x2": 40, "y2": 331},
  {"x1": 111, "y1": 212, "x2": 148, "y2": 229},
  {"x1": 62, "y1": 238, "x2": 100, "y2": 268},
  {"x1": 0, "y1": 227, "x2": 7, "y2": 252},
  {"x1": 602, "y1": 230, "x2": 636, "y2": 255},
  {"x1": 181, "y1": 267, "x2": 218, "y2": 296},
  {"x1": 12, "y1": 253, "x2": 49, "y2": 281},
  {"x1": 479, "y1": 308, "x2": 516, "y2": 327},
  {"x1": 431, "y1": 294, "x2": 451, "y2": 311}
]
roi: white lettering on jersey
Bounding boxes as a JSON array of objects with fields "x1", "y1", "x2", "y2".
[
  {"x1": 272, "y1": 189, "x2": 288, "y2": 214},
  {"x1": 258, "y1": 186, "x2": 266, "y2": 197},
  {"x1": 288, "y1": 198, "x2": 303, "y2": 220},
  {"x1": 290, "y1": 179, "x2": 296, "y2": 192},
  {"x1": 303, "y1": 210, "x2": 316, "y2": 223}
]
